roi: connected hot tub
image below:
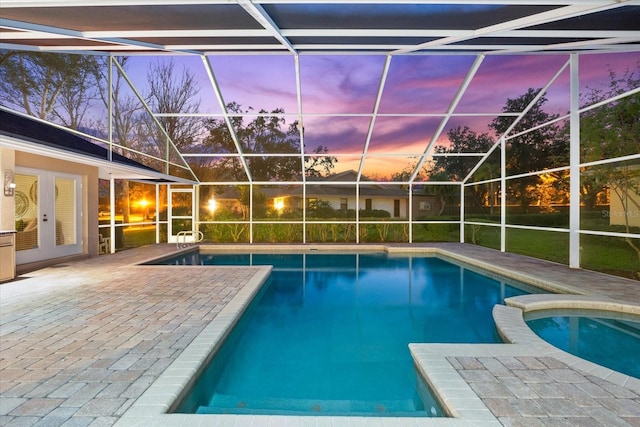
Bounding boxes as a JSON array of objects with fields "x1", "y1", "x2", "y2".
[
  {"x1": 526, "y1": 309, "x2": 640, "y2": 378},
  {"x1": 494, "y1": 294, "x2": 640, "y2": 386}
]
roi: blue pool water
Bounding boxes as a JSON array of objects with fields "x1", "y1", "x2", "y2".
[
  {"x1": 527, "y1": 313, "x2": 640, "y2": 378},
  {"x1": 162, "y1": 252, "x2": 533, "y2": 416}
]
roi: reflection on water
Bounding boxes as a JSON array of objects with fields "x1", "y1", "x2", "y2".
[
  {"x1": 528, "y1": 314, "x2": 640, "y2": 378},
  {"x1": 164, "y1": 252, "x2": 532, "y2": 416}
]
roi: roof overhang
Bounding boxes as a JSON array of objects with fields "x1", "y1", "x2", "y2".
[{"x1": 1, "y1": 134, "x2": 197, "y2": 184}]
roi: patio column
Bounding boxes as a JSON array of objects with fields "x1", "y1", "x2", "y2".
[
  {"x1": 155, "y1": 184, "x2": 160, "y2": 244},
  {"x1": 408, "y1": 184, "x2": 413, "y2": 243},
  {"x1": 109, "y1": 176, "x2": 115, "y2": 253},
  {"x1": 459, "y1": 183, "x2": 464, "y2": 243},
  {"x1": 569, "y1": 53, "x2": 580, "y2": 269},
  {"x1": 500, "y1": 137, "x2": 506, "y2": 252}
]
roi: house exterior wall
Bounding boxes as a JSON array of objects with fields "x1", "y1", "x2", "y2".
[
  {"x1": 359, "y1": 196, "x2": 406, "y2": 218},
  {"x1": 308, "y1": 195, "x2": 345, "y2": 210},
  {"x1": 412, "y1": 195, "x2": 442, "y2": 219},
  {"x1": 609, "y1": 185, "x2": 640, "y2": 228},
  {"x1": 0, "y1": 148, "x2": 16, "y2": 232},
  {"x1": 304, "y1": 195, "x2": 408, "y2": 218}
]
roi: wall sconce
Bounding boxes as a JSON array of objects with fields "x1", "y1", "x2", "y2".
[{"x1": 3, "y1": 170, "x2": 15, "y2": 197}]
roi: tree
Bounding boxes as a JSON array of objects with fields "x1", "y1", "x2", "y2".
[
  {"x1": 580, "y1": 65, "x2": 640, "y2": 263},
  {"x1": 0, "y1": 51, "x2": 100, "y2": 126},
  {"x1": 581, "y1": 66, "x2": 639, "y2": 163},
  {"x1": 145, "y1": 59, "x2": 202, "y2": 153},
  {"x1": 140, "y1": 59, "x2": 204, "y2": 181},
  {"x1": 390, "y1": 159, "x2": 429, "y2": 182},
  {"x1": 491, "y1": 88, "x2": 567, "y2": 172},
  {"x1": 202, "y1": 103, "x2": 335, "y2": 181},
  {"x1": 200, "y1": 102, "x2": 246, "y2": 181},
  {"x1": 432, "y1": 126, "x2": 496, "y2": 181},
  {"x1": 52, "y1": 57, "x2": 101, "y2": 130},
  {"x1": 305, "y1": 145, "x2": 337, "y2": 178},
  {"x1": 94, "y1": 57, "x2": 147, "y2": 224},
  {"x1": 94, "y1": 57, "x2": 143, "y2": 150},
  {"x1": 0, "y1": 51, "x2": 18, "y2": 67},
  {"x1": 430, "y1": 90, "x2": 567, "y2": 214},
  {"x1": 427, "y1": 170, "x2": 460, "y2": 217},
  {"x1": 431, "y1": 126, "x2": 497, "y2": 214},
  {"x1": 490, "y1": 88, "x2": 566, "y2": 212}
]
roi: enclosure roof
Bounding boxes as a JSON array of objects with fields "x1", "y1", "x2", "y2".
[{"x1": 1, "y1": 1, "x2": 639, "y2": 56}]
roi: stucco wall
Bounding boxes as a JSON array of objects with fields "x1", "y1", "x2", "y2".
[
  {"x1": 609, "y1": 186, "x2": 640, "y2": 228},
  {"x1": 0, "y1": 148, "x2": 16, "y2": 232},
  {"x1": 314, "y1": 195, "x2": 407, "y2": 218}
]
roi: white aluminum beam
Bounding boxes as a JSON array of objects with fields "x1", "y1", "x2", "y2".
[
  {"x1": 237, "y1": 0, "x2": 297, "y2": 54},
  {"x1": 409, "y1": 54, "x2": 485, "y2": 182},
  {"x1": 570, "y1": 56, "x2": 581, "y2": 270},
  {"x1": 357, "y1": 54, "x2": 392, "y2": 181},
  {"x1": 463, "y1": 57, "x2": 570, "y2": 183},
  {"x1": 111, "y1": 59, "x2": 199, "y2": 181},
  {"x1": 392, "y1": 2, "x2": 634, "y2": 55},
  {"x1": 201, "y1": 55, "x2": 253, "y2": 182}
]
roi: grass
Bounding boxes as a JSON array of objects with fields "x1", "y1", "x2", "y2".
[
  {"x1": 122, "y1": 226, "x2": 157, "y2": 248},
  {"x1": 472, "y1": 225, "x2": 638, "y2": 280},
  {"x1": 506, "y1": 228, "x2": 570, "y2": 264},
  {"x1": 580, "y1": 234, "x2": 640, "y2": 280},
  {"x1": 117, "y1": 221, "x2": 639, "y2": 280}
]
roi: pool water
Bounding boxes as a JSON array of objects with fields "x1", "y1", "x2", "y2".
[
  {"x1": 526, "y1": 314, "x2": 640, "y2": 378},
  {"x1": 167, "y1": 252, "x2": 532, "y2": 416}
]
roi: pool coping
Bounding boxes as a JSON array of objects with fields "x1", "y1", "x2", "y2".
[
  {"x1": 114, "y1": 244, "x2": 639, "y2": 427},
  {"x1": 494, "y1": 294, "x2": 640, "y2": 394}
]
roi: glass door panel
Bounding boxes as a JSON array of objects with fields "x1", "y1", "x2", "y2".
[
  {"x1": 55, "y1": 177, "x2": 77, "y2": 246},
  {"x1": 15, "y1": 173, "x2": 39, "y2": 251}
]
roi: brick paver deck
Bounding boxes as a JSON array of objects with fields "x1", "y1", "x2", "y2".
[
  {"x1": 453, "y1": 355, "x2": 640, "y2": 427},
  {"x1": 1, "y1": 243, "x2": 639, "y2": 426}
]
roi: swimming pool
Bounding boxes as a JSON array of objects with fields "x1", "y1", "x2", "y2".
[
  {"x1": 152, "y1": 250, "x2": 536, "y2": 417},
  {"x1": 526, "y1": 310, "x2": 640, "y2": 378}
]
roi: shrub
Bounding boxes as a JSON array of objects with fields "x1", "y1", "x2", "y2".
[{"x1": 359, "y1": 209, "x2": 391, "y2": 219}]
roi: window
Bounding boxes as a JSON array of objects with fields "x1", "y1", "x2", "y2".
[
  {"x1": 340, "y1": 198, "x2": 348, "y2": 211},
  {"x1": 365, "y1": 199, "x2": 372, "y2": 210},
  {"x1": 307, "y1": 198, "x2": 318, "y2": 209},
  {"x1": 274, "y1": 197, "x2": 285, "y2": 212},
  {"x1": 394, "y1": 199, "x2": 400, "y2": 217}
]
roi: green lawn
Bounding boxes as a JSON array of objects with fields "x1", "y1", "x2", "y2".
[
  {"x1": 122, "y1": 226, "x2": 157, "y2": 248},
  {"x1": 473, "y1": 226, "x2": 638, "y2": 280},
  {"x1": 117, "y1": 222, "x2": 639, "y2": 280},
  {"x1": 580, "y1": 234, "x2": 640, "y2": 280}
]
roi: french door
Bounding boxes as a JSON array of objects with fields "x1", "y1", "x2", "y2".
[{"x1": 15, "y1": 168, "x2": 83, "y2": 264}]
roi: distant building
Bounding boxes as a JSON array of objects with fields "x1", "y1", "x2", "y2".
[
  {"x1": 609, "y1": 165, "x2": 640, "y2": 228},
  {"x1": 208, "y1": 170, "x2": 450, "y2": 220},
  {"x1": 258, "y1": 170, "x2": 407, "y2": 218}
]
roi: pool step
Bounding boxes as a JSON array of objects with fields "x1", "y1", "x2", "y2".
[{"x1": 196, "y1": 393, "x2": 430, "y2": 416}]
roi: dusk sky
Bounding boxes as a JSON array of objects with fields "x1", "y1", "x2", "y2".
[{"x1": 121, "y1": 51, "x2": 639, "y2": 179}]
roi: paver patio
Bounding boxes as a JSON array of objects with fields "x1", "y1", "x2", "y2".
[{"x1": 1, "y1": 243, "x2": 639, "y2": 426}]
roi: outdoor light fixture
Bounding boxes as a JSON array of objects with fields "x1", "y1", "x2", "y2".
[
  {"x1": 274, "y1": 198, "x2": 284, "y2": 212},
  {"x1": 3, "y1": 170, "x2": 15, "y2": 197},
  {"x1": 207, "y1": 198, "x2": 217, "y2": 213}
]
